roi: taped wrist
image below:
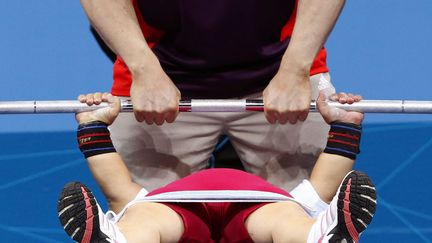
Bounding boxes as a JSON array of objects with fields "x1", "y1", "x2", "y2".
[
  {"x1": 77, "y1": 121, "x2": 116, "y2": 158},
  {"x1": 324, "y1": 122, "x2": 362, "y2": 160}
]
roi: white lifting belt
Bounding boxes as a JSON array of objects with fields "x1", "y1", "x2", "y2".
[
  {"x1": 137, "y1": 190, "x2": 294, "y2": 203},
  {"x1": 108, "y1": 190, "x2": 313, "y2": 223}
]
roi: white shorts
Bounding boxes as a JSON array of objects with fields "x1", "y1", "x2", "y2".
[{"x1": 109, "y1": 72, "x2": 335, "y2": 191}]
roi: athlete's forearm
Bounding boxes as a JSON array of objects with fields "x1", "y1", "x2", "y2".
[
  {"x1": 77, "y1": 119, "x2": 142, "y2": 212},
  {"x1": 86, "y1": 153, "x2": 142, "y2": 212},
  {"x1": 280, "y1": 0, "x2": 345, "y2": 74},
  {"x1": 310, "y1": 153, "x2": 354, "y2": 203},
  {"x1": 80, "y1": 0, "x2": 158, "y2": 74},
  {"x1": 309, "y1": 121, "x2": 361, "y2": 203}
]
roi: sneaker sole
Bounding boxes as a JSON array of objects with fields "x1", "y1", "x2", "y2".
[
  {"x1": 327, "y1": 171, "x2": 377, "y2": 243},
  {"x1": 57, "y1": 182, "x2": 111, "y2": 243}
]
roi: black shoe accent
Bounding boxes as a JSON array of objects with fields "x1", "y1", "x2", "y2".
[
  {"x1": 329, "y1": 171, "x2": 377, "y2": 243},
  {"x1": 57, "y1": 182, "x2": 111, "y2": 243}
]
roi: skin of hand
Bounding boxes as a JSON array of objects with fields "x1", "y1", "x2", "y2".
[
  {"x1": 130, "y1": 62, "x2": 181, "y2": 126},
  {"x1": 80, "y1": 0, "x2": 180, "y2": 126},
  {"x1": 263, "y1": 68, "x2": 311, "y2": 125},
  {"x1": 316, "y1": 91, "x2": 364, "y2": 125},
  {"x1": 76, "y1": 92, "x2": 121, "y2": 125},
  {"x1": 263, "y1": 0, "x2": 345, "y2": 125},
  {"x1": 75, "y1": 92, "x2": 144, "y2": 212}
]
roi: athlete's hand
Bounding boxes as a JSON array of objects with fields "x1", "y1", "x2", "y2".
[
  {"x1": 263, "y1": 69, "x2": 311, "y2": 124},
  {"x1": 76, "y1": 92, "x2": 121, "y2": 125},
  {"x1": 317, "y1": 91, "x2": 364, "y2": 125},
  {"x1": 130, "y1": 62, "x2": 181, "y2": 125}
]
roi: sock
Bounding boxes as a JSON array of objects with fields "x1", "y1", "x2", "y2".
[
  {"x1": 306, "y1": 197, "x2": 338, "y2": 243},
  {"x1": 290, "y1": 179, "x2": 329, "y2": 218},
  {"x1": 97, "y1": 204, "x2": 128, "y2": 243}
]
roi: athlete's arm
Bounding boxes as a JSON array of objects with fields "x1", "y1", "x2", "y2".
[
  {"x1": 76, "y1": 92, "x2": 142, "y2": 212},
  {"x1": 311, "y1": 91, "x2": 363, "y2": 203},
  {"x1": 263, "y1": 0, "x2": 345, "y2": 124},
  {"x1": 80, "y1": 0, "x2": 180, "y2": 125}
]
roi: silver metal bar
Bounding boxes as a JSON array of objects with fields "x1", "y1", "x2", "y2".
[
  {"x1": 1, "y1": 99, "x2": 432, "y2": 114},
  {"x1": 190, "y1": 99, "x2": 247, "y2": 112},
  {"x1": 0, "y1": 100, "x2": 110, "y2": 114}
]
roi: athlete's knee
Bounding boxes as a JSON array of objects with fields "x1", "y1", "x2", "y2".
[
  {"x1": 119, "y1": 225, "x2": 161, "y2": 243},
  {"x1": 246, "y1": 202, "x2": 311, "y2": 243},
  {"x1": 119, "y1": 203, "x2": 184, "y2": 242}
]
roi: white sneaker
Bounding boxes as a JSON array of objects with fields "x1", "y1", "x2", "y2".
[
  {"x1": 57, "y1": 182, "x2": 126, "y2": 243},
  {"x1": 311, "y1": 171, "x2": 377, "y2": 243}
]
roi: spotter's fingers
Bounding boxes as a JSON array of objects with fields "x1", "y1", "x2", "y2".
[
  {"x1": 165, "y1": 109, "x2": 179, "y2": 123},
  {"x1": 264, "y1": 109, "x2": 278, "y2": 124}
]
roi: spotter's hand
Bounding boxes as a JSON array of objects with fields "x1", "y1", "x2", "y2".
[
  {"x1": 317, "y1": 91, "x2": 364, "y2": 125},
  {"x1": 263, "y1": 70, "x2": 311, "y2": 124},
  {"x1": 76, "y1": 92, "x2": 121, "y2": 125},
  {"x1": 130, "y1": 63, "x2": 181, "y2": 125}
]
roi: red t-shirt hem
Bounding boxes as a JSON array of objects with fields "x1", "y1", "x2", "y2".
[{"x1": 111, "y1": 49, "x2": 329, "y2": 97}]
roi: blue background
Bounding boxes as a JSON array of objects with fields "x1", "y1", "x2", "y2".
[
  {"x1": 0, "y1": 0, "x2": 432, "y2": 242},
  {"x1": 1, "y1": 0, "x2": 432, "y2": 132}
]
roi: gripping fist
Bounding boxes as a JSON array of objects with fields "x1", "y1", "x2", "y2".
[
  {"x1": 76, "y1": 92, "x2": 121, "y2": 125},
  {"x1": 263, "y1": 70, "x2": 311, "y2": 124},
  {"x1": 130, "y1": 64, "x2": 181, "y2": 125},
  {"x1": 317, "y1": 91, "x2": 364, "y2": 125}
]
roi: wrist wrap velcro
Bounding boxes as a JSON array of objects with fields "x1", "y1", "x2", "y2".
[
  {"x1": 324, "y1": 122, "x2": 362, "y2": 160},
  {"x1": 77, "y1": 121, "x2": 116, "y2": 158}
]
